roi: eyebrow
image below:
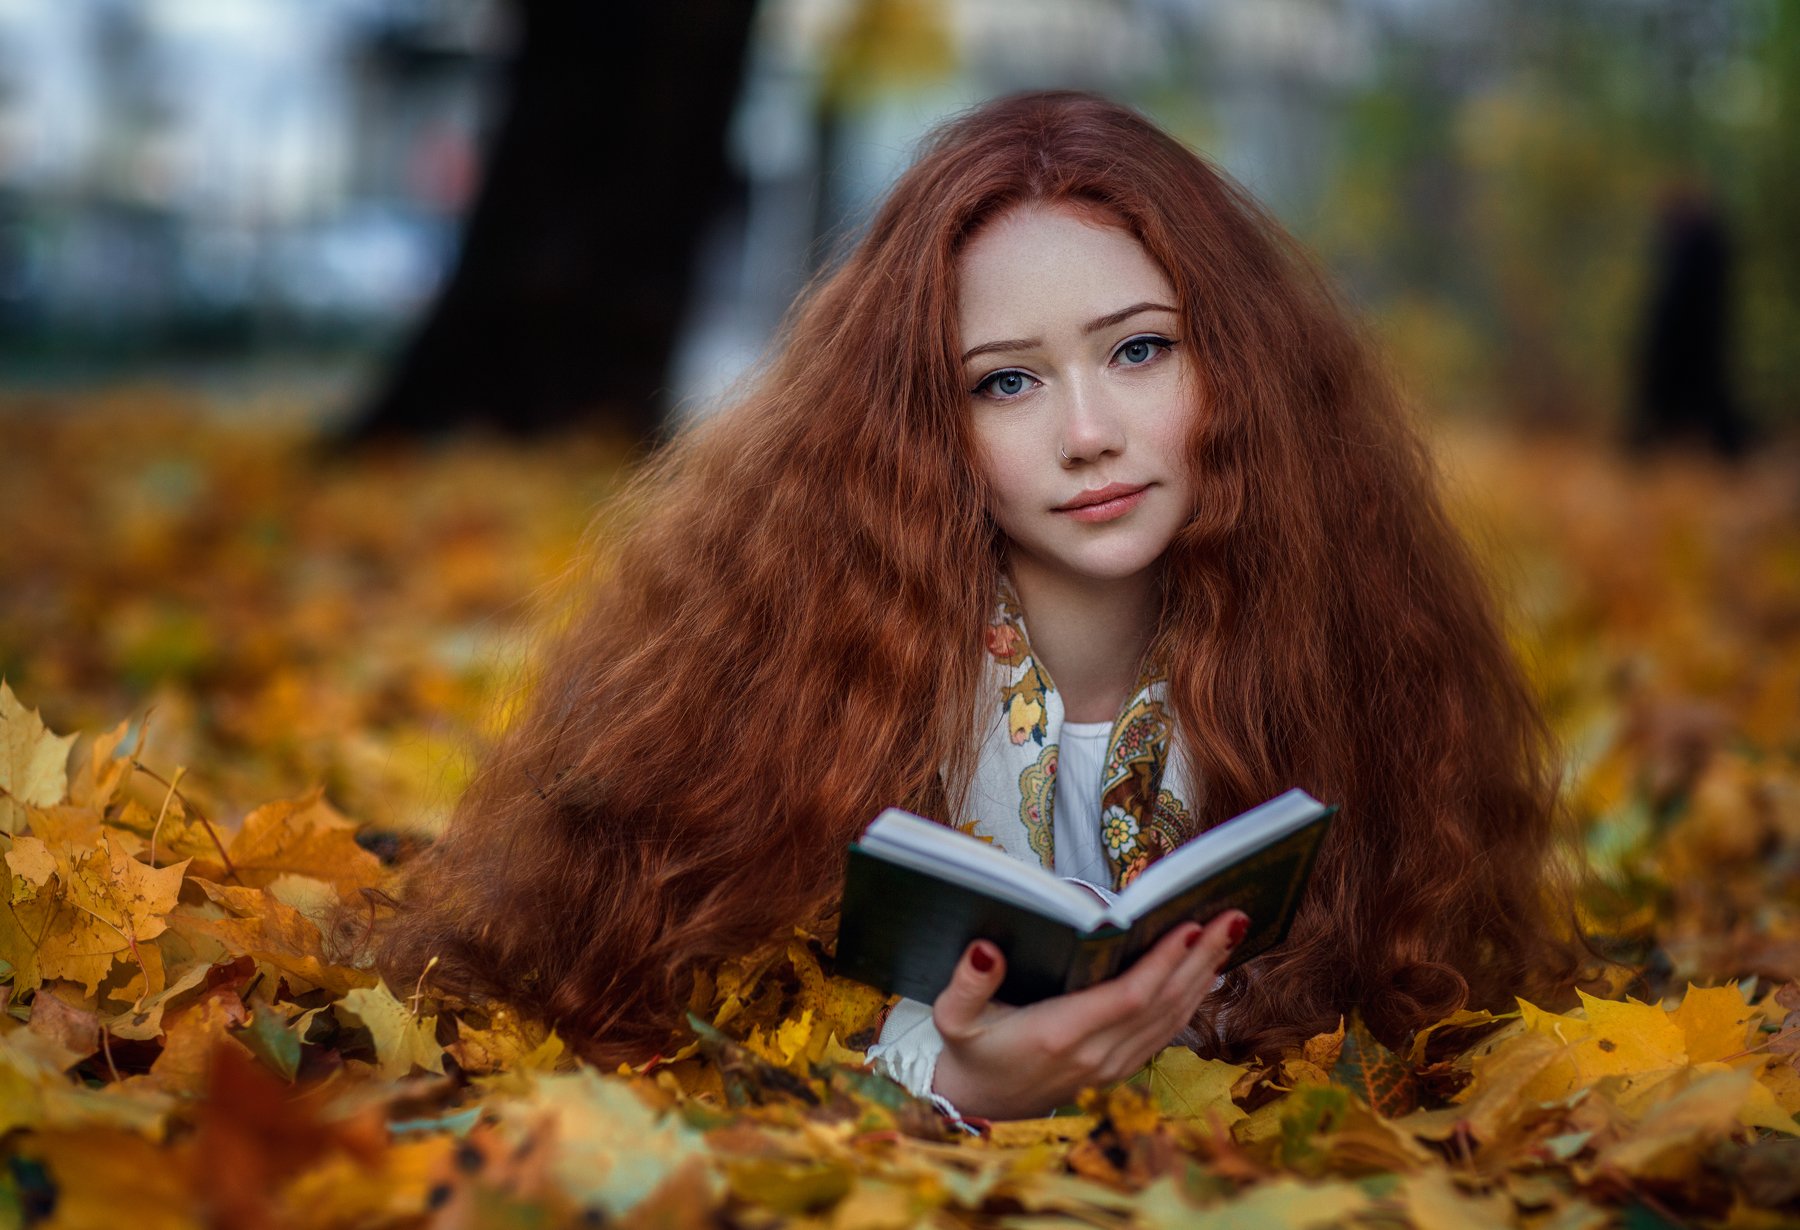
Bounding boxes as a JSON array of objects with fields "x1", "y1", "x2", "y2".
[{"x1": 959, "y1": 301, "x2": 1178, "y2": 364}]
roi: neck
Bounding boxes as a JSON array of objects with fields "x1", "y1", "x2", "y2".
[{"x1": 1007, "y1": 554, "x2": 1160, "y2": 723}]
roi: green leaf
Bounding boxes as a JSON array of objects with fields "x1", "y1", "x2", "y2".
[
  {"x1": 1332, "y1": 1012, "x2": 1420, "y2": 1117},
  {"x1": 231, "y1": 1003, "x2": 302, "y2": 1082}
]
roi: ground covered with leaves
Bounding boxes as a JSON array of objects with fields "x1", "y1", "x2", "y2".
[{"x1": 1, "y1": 397, "x2": 1797, "y2": 1229}]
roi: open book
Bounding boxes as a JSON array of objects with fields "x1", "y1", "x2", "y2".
[{"x1": 834, "y1": 789, "x2": 1336, "y2": 1006}]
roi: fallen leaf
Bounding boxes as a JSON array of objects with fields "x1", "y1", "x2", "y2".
[
  {"x1": 1143, "y1": 1046, "x2": 1247, "y2": 1127},
  {"x1": 67, "y1": 719, "x2": 136, "y2": 811},
  {"x1": 1670, "y1": 981, "x2": 1757, "y2": 1064},
  {"x1": 336, "y1": 979, "x2": 446, "y2": 1081},
  {"x1": 26, "y1": 985, "x2": 98, "y2": 1066},
  {"x1": 491, "y1": 1067, "x2": 722, "y2": 1220},
  {"x1": 217, "y1": 788, "x2": 386, "y2": 896},
  {"x1": 0, "y1": 681, "x2": 78, "y2": 835}
]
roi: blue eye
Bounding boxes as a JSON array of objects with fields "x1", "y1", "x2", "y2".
[
  {"x1": 1116, "y1": 335, "x2": 1176, "y2": 366},
  {"x1": 973, "y1": 369, "x2": 1038, "y2": 400}
]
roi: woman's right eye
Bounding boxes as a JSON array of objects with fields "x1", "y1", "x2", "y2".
[{"x1": 973, "y1": 370, "x2": 1038, "y2": 400}]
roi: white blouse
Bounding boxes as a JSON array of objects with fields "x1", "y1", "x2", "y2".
[{"x1": 865, "y1": 718, "x2": 1222, "y2": 1118}]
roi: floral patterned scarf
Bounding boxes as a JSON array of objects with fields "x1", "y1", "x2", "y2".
[{"x1": 961, "y1": 580, "x2": 1201, "y2": 892}]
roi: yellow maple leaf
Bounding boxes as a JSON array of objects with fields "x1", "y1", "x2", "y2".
[
  {"x1": 1301, "y1": 1016, "x2": 1346, "y2": 1068},
  {"x1": 1668, "y1": 982, "x2": 1756, "y2": 1064},
  {"x1": 744, "y1": 1007, "x2": 819, "y2": 1072},
  {"x1": 1143, "y1": 1047, "x2": 1247, "y2": 1127},
  {"x1": 1514, "y1": 991, "x2": 1687, "y2": 1105},
  {"x1": 0, "y1": 681, "x2": 78, "y2": 836},
  {"x1": 336, "y1": 979, "x2": 446, "y2": 1081},
  {"x1": 449, "y1": 1006, "x2": 566, "y2": 1076},
  {"x1": 23, "y1": 804, "x2": 104, "y2": 853},
  {"x1": 2, "y1": 832, "x2": 187, "y2": 996},
  {"x1": 67, "y1": 832, "x2": 187, "y2": 949}
]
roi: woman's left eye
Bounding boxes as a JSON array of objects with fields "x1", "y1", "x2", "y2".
[{"x1": 1115, "y1": 335, "x2": 1176, "y2": 366}]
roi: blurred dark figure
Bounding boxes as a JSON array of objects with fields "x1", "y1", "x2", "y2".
[
  {"x1": 1627, "y1": 178, "x2": 1754, "y2": 460},
  {"x1": 345, "y1": 1, "x2": 754, "y2": 443}
]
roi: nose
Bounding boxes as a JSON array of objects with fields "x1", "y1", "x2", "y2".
[{"x1": 1058, "y1": 374, "x2": 1125, "y2": 466}]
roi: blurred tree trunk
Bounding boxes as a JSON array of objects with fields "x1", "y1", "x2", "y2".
[
  {"x1": 1627, "y1": 182, "x2": 1753, "y2": 459},
  {"x1": 346, "y1": 0, "x2": 754, "y2": 442}
]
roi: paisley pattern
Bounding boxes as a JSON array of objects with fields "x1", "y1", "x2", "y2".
[
  {"x1": 1016, "y1": 745, "x2": 1057, "y2": 870},
  {"x1": 962, "y1": 577, "x2": 1201, "y2": 892}
]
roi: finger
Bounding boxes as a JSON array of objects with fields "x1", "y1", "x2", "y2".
[
  {"x1": 1068, "y1": 920, "x2": 1220, "y2": 1082},
  {"x1": 1049, "y1": 918, "x2": 1208, "y2": 1040},
  {"x1": 932, "y1": 939, "x2": 1006, "y2": 1042},
  {"x1": 1113, "y1": 909, "x2": 1249, "y2": 1060},
  {"x1": 1189, "y1": 908, "x2": 1250, "y2": 983}
]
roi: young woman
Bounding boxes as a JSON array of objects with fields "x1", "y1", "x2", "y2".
[{"x1": 373, "y1": 91, "x2": 1592, "y2": 1122}]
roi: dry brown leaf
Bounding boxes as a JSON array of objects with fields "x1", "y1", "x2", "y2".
[{"x1": 216, "y1": 788, "x2": 386, "y2": 896}]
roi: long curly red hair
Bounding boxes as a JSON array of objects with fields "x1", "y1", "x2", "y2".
[{"x1": 372, "y1": 90, "x2": 1595, "y2": 1065}]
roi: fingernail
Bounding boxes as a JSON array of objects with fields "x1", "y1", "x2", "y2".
[
  {"x1": 1227, "y1": 914, "x2": 1250, "y2": 946},
  {"x1": 971, "y1": 944, "x2": 995, "y2": 973},
  {"x1": 1183, "y1": 926, "x2": 1201, "y2": 949}
]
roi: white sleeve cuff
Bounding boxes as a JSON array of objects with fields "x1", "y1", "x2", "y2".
[
  {"x1": 865, "y1": 998, "x2": 978, "y2": 1133},
  {"x1": 866, "y1": 998, "x2": 939, "y2": 1095}
]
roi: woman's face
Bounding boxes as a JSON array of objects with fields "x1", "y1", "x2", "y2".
[{"x1": 957, "y1": 201, "x2": 1197, "y2": 591}]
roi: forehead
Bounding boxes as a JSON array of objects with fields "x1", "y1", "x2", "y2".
[{"x1": 955, "y1": 202, "x2": 1174, "y2": 338}]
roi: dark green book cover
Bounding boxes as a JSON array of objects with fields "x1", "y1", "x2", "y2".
[{"x1": 834, "y1": 801, "x2": 1336, "y2": 1006}]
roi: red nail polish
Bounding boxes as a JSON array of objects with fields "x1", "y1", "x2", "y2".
[
  {"x1": 1227, "y1": 914, "x2": 1250, "y2": 946},
  {"x1": 1184, "y1": 927, "x2": 1201, "y2": 949},
  {"x1": 971, "y1": 944, "x2": 994, "y2": 973}
]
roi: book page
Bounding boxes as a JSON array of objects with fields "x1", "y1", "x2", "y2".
[
  {"x1": 858, "y1": 809, "x2": 1109, "y2": 930},
  {"x1": 1110, "y1": 789, "x2": 1327, "y2": 925}
]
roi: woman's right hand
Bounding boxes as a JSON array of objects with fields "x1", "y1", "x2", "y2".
[{"x1": 927, "y1": 909, "x2": 1249, "y2": 1121}]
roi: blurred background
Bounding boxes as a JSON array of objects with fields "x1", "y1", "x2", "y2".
[
  {"x1": 1, "y1": 6, "x2": 1798, "y2": 1206},
  {"x1": 0, "y1": 0, "x2": 1791, "y2": 441},
  {"x1": 0, "y1": 0, "x2": 1795, "y2": 877}
]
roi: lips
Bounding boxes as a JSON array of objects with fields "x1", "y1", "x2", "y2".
[
  {"x1": 1055, "y1": 482, "x2": 1148, "y2": 512},
  {"x1": 1055, "y1": 483, "x2": 1151, "y2": 524}
]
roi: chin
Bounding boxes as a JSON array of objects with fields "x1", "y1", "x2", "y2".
[{"x1": 1056, "y1": 550, "x2": 1168, "y2": 584}]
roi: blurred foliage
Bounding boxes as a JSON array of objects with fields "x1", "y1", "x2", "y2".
[
  {"x1": 1310, "y1": 1, "x2": 1796, "y2": 431},
  {"x1": 820, "y1": 0, "x2": 957, "y2": 110},
  {"x1": 0, "y1": 397, "x2": 1797, "y2": 1225},
  {"x1": 0, "y1": 391, "x2": 635, "y2": 836}
]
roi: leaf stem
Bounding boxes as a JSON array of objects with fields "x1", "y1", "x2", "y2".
[
  {"x1": 100, "y1": 1025, "x2": 121, "y2": 1084},
  {"x1": 409, "y1": 955, "x2": 440, "y2": 1019},
  {"x1": 130, "y1": 761, "x2": 240, "y2": 883},
  {"x1": 147, "y1": 765, "x2": 184, "y2": 868}
]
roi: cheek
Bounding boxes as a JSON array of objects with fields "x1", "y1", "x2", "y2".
[
  {"x1": 972, "y1": 429, "x2": 1033, "y2": 505},
  {"x1": 1156, "y1": 386, "x2": 1201, "y2": 478}
]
